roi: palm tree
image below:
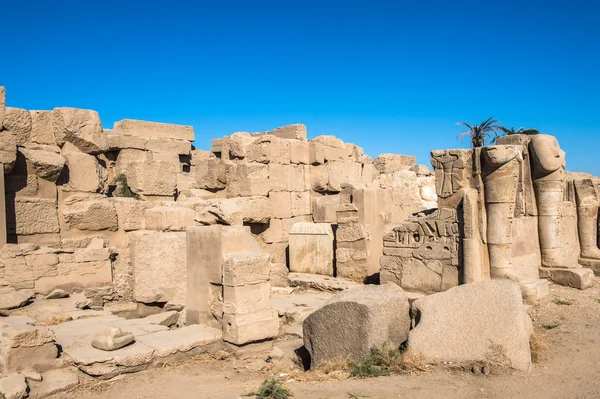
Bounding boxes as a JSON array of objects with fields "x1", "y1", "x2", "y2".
[
  {"x1": 493, "y1": 126, "x2": 540, "y2": 143},
  {"x1": 456, "y1": 117, "x2": 501, "y2": 148}
]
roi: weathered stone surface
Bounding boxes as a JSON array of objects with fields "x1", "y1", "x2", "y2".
[
  {"x1": 63, "y1": 197, "x2": 118, "y2": 231},
  {"x1": 290, "y1": 140, "x2": 311, "y2": 164},
  {"x1": 289, "y1": 223, "x2": 334, "y2": 276},
  {"x1": 143, "y1": 311, "x2": 179, "y2": 327},
  {"x1": 61, "y1": 150, "x2": 105, "y2": 193},
  {"x1": 52, "y1": 108, "x2": 106, "y2": 154},
  {"x1": 92, "y1": 328, "x2": 135, "y2": 351},
  {"x1": 406, "y1": 280, "x2": 532, "y2": 371},
  {"x1": 193, "y1": 158, "x2": 229, "y2": 190},
  {"x1": 539, "y1": 267, "x2": 594, "y2": 290},
  {"x1": 222, "y1": 252, "x2": 270, "y2": 287},
  {"x1": 8, "y1": 198, "x2": 59, "y2": 235},
  {"x1": 311, "y1": 136, "x2": 348, "y2": 162},
  {"x1": 0, "y1": 374, "x2": 28, "y2": 399},
  {"x1": 312, "y1": 195, "x2": 340, "y2": 223},
  {"x1": 113, "y1": 119, "x2": 195, "y2": 141},
  {"x1": 19, "y1": 148, "x2": 65, "y2": 182},
  {"x1": 20, "y1": 370, "x2": 42, "y2": 383},
  {"x1": 222, "y1": 309, "x2": 279, "y2": 345},
  {"x1": 223, "y1": 283, "x2": 272, "y2": 315},
  {"x1": 266, "y1": 124, "x2": 307, "y2": 141},
  {"x1": 126, "y1": 160, "x2": 176, "y2": 197},
  {"x1": 0, "y1": 133, "x2": 17, "y2": 172},
  {"x1": 226, "y1": 162, "x2": 269, "y2": 197},
  {"x1": 29, "y1": 110, "x2": 57, "y2": 146},
  {"x1": 0, "y1": 316, "x2": 56, "y2": 348},
  {"x1": 135, "y1": 324, "x2": 221, "y2": 358},
  {"x1": 3, "y1": 107, "x2": 32, "y2": 145},
  {"x1": 145, "y1": 138, "x2": 191, "y2": 154},
  {"x1": 232, "y1": 196, "x2": 271, "y2": 224},
  {"x1": 288, "y1": 273, "x2": 360, "y2": 292},
  {"x1": 246, "y1": 135, "x2": 290, "y2": 164},
  {"x1": 303, "y1": 284, "x2": 410, "y2": 367},
  {"x1": 45, "y1": 289, "x2": 69, "y2": 300},
  {"x1": 132, "y1": 231, "x2": 186, "y2": 304},
  {"x1": 0, "y1": 87, "x2": 5, "y2": 127},
  {"x1": 144, "y1": 206, "x2": 195, "y2": 231},
  {"x1": 29, "y1": 369, "x2": 79, "y2": 399},
  {"x1": 269, "y1": 263, "x2": 290, "y2": 287},
  {"x1": 374, "y1": 154, "x2": 416, "y2": 174}
]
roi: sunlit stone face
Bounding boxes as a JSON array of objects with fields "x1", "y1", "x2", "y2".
[
  {"x1": 530, "y1": 134, "x2": 566, "y2": 174},
  {"x1": 482, "y1": 145, "x2": 521, "y2": 167}
]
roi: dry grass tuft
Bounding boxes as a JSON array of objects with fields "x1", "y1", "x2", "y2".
[
  {"x1": 530, "y1": 331, "x2": 550, "y2": 364},
  {"x1": 36, "y1": 314, "x2": 73, "y2": 326}
]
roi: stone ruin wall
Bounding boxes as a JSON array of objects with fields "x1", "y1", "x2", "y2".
[{"x1": 0, "y1": 86, "x2": 436, "y2": 310}]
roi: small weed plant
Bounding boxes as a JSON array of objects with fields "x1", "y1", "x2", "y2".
[
  {"x1": 543, "y1": 324, "x2": 559, "y2": 330},
  {"x1": 552, "y1": 298, "x2": 572, "y2": 306},
  {"x1": 251, "y1": 379, "x2": 292, "y2": 399}
]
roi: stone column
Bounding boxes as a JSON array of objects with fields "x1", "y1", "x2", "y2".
[
  {"x1": 574, "y1": 179, "x2": 600, "y2": 261},
  {"x1": 481, "y1": 145, "x2": 522, "y2": 279}
]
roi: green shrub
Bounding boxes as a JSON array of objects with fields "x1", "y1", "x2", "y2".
[
  {"x1": 543, "y1": 324, "x2": 559, "y2": 330},
  {"x1": 252, "y1": 379, "x2": 292, "y2": 399},
  {"x1": 115, "y1": 174, "x2": 140, "y2": 200}
]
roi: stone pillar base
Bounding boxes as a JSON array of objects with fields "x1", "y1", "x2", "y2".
[
  {"x1": 578, "y1": 258, "x2": 600, "y2": 276},
  {"x1": 516, "y1": 277, "x2": 550, "y2": 304},
  {"x1": 539, "y1": 267, "x2": 595, "y2": 290}
]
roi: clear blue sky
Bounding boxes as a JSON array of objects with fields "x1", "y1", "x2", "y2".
[{"x1": 2, "y1": 0, "x2": 599, "y2": 174}]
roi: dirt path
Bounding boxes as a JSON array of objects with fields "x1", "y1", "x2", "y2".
[{"x1": 61, "y1": 278, "x2": 600, "y2": 399}]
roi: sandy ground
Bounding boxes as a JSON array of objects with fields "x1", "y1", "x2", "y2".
[{"x1": 61, "y1": 278, "x2": 600, "y2": 399}]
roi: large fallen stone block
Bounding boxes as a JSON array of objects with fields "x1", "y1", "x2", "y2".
[
  {"x1": 132, "y1": 231, "x2": 186, "y2": 304},
  {"x1": 405, "y1": 280, "x2": 532, "y2": 371},
  {"x1": 0, "y1": 374, "x2": 28, "y2": 399},
  {"x1": 28, "y1": 369, "x2": 79, "y2": 399},
  {"x1": 3, "y1": 108, "x2": 32, "y2": 145},
  {"x1": 51, "y1": 108, "x2": 106, "y2": 154},
  {"x1": 289, "y1": 223, "x2": 334, "y2": 276},
  {"x1": 373, "y1": 154, "x2": 416, "y2": 174},
  {"x1": 62, "y1": 196, "x2": 118, "y2": 231},
  {"x1": 8, "y1": 198, "x2": 59, "y2": 235},
  {"x1": 113, "y1": 119, "x2": 194, "y2": 141},
  {"x1": 303, "y1": 284, "x2": 410, "y2": 368},
  {"x1": 0, "y1": 290, "x2": 35, "y2": 310},
  {"x1": 19, "y1": 148, "x2": 65, "y2": 182},
  {"x1": 29, "y1": 110, "x2": 58, "y2": 146}
]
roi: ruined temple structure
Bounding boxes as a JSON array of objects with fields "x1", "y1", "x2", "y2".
[{"x1": 381, "y1": 133, "x2": 598, "y2": 303}]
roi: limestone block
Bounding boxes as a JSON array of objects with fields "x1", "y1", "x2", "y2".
[
  {"x1": 311, "y1": 136, "x2": 348, "y2": 162},
  {"x1": 126, "y1": 160, "x2": 177, "y2": 197},
  {"x1": 291, "y1": 191, "x2": 311, "y2": 217},
  {"x1": 29, "y1": 369, "x2": 79, "y2": 398},
  {"x1": 62, "y1": 150, "x2": 105, "y2": 193},
  {"x1": 290, "y1": 140, "x2": 311, "y2": 164},
  {"x1": 246, "y1": 135, "x2": 290, "y2": 164},
  {"x1": 406, "y1": 280, "x2": 532, "y2": 371},
  {"x1": 113, "y1": 119, "x2": 195, "y2": 141},
  {"x1": 144, "y1": 206, "x2": 196, "y2": 231},
  {"x1": 132, "y1": 231, "x2": 186, "y2": 304},
  {"x1": 373, "y1": 153, "x2": 416, "y2": 174},
  {"x1": 91, "y1": 328, "x2": 135, "y2": 351},
  {"x1": 539, "y1": 267, "x2": 594, "y2": 290},
  {"x1": 143, "y1": 311, "x2": 180, "y2": 327},
  {"x1": 0, "y1": 133, "x2": 17, "y2": 173},
  {"x1": 62, "y1": 196, "x2": 118, "y2": 231},
  {"x1": 46, "y1": 288, "x2": 69, "y2": 299},
  {"x1": 312, "y1": 195, "x2": 340, "y2": 223},
  {"x1": 222, "y1": 309, "x2": 280, "y2": 345},
  {"x1": 190, "y1": 150, "x2": 215, "y2": 165},
  {"x1": 186, "y1": 226, "x2": 261, "y2": 324},
  {"x1": 106, "y1": 134, "x2": 147, "y2": 151},
  {"x1": 9, "y1": 198, "x2": 59, "y2": 235},
  {"x1": 145, "y1": 138, "x2": 191, "y2": 154},
  {"x1": 194, "y1": 158, "x2": 230, "y2": 191},
  {"x1": 19, "y1": 148, "x2": 65, "y2": 182},
  {"x1": 289, "y1": 222, "x2": 334, "y2": 275},
  {"x1": 266, "y1": 124, "x2": 307, "y2": 141},
  {"x1": 412, "y1": 164, "x2": 432, "y2": 176},
  {"x1": 226, "y1": 162, "x2": 269, "y2": 197},
  {"x1": 114, "y1": 148, "x2": 150, "y2": 174},
  {"x1": 270, "y1": 191, "x2": 292, "y2": 218},
  {"x1": 3, "y1": 108, "x2": 32, "y2": 145},
  {"x1": 264, "y1": 218, "x2": 284, "y2": 243},
  {"x1": 221, "y1": 132, "x2": 255, "y2": 160},
  {"x1": 269, "y1": 263, "x2": 290, "y2": 287},
  {"x1": 282, "y1": 216, "x2": 312, "y2": 242},
  {"x1": 336, "y1": 221, "x2": 367, "y2": 242},
  {"x1": 111, "y1": 198, "x2": 153, "y2": 231},
  {"x1": 210, "y1": 138, "x2": 223, "y2": 154},
  {"x1": 0, "y1": 374, "x2": 27, "y2": 399},
  {"x1": 233, "y1": 196, "x2": 271, "y2": 224},
  {"x1": 303, "y1": 284, "x2": 410, "y2": 367},
  {"x1": 0, "y1": 290, "x2": 35, "y2": 310},
  {"x1": 222, "y1": 252, "x2": 270, "y2": 287},
  {"x1": 309, "y1": 142, "x2": 325, "y2": 165},
  {"x1": 328, "y1": 162, "x2": 363, "y2": 191},
  {"x1": 223, "y1": 282, "x2": 272, "y2": 315},
  {"x1": 51, "y1": 108, "x2": 106, "y2": 154},
  {"x1": 0, "y1": 342, "x2": 58, "y2": 376},
  {"x1": 0, "y1": 87, "x2": 4, "y2": 127},
  {"x1": 195, "y1": 199, "x2": 243, "y2": 226},
  {"x1": 29, "y1": 110, "x2": 57, "y2": 146}
]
